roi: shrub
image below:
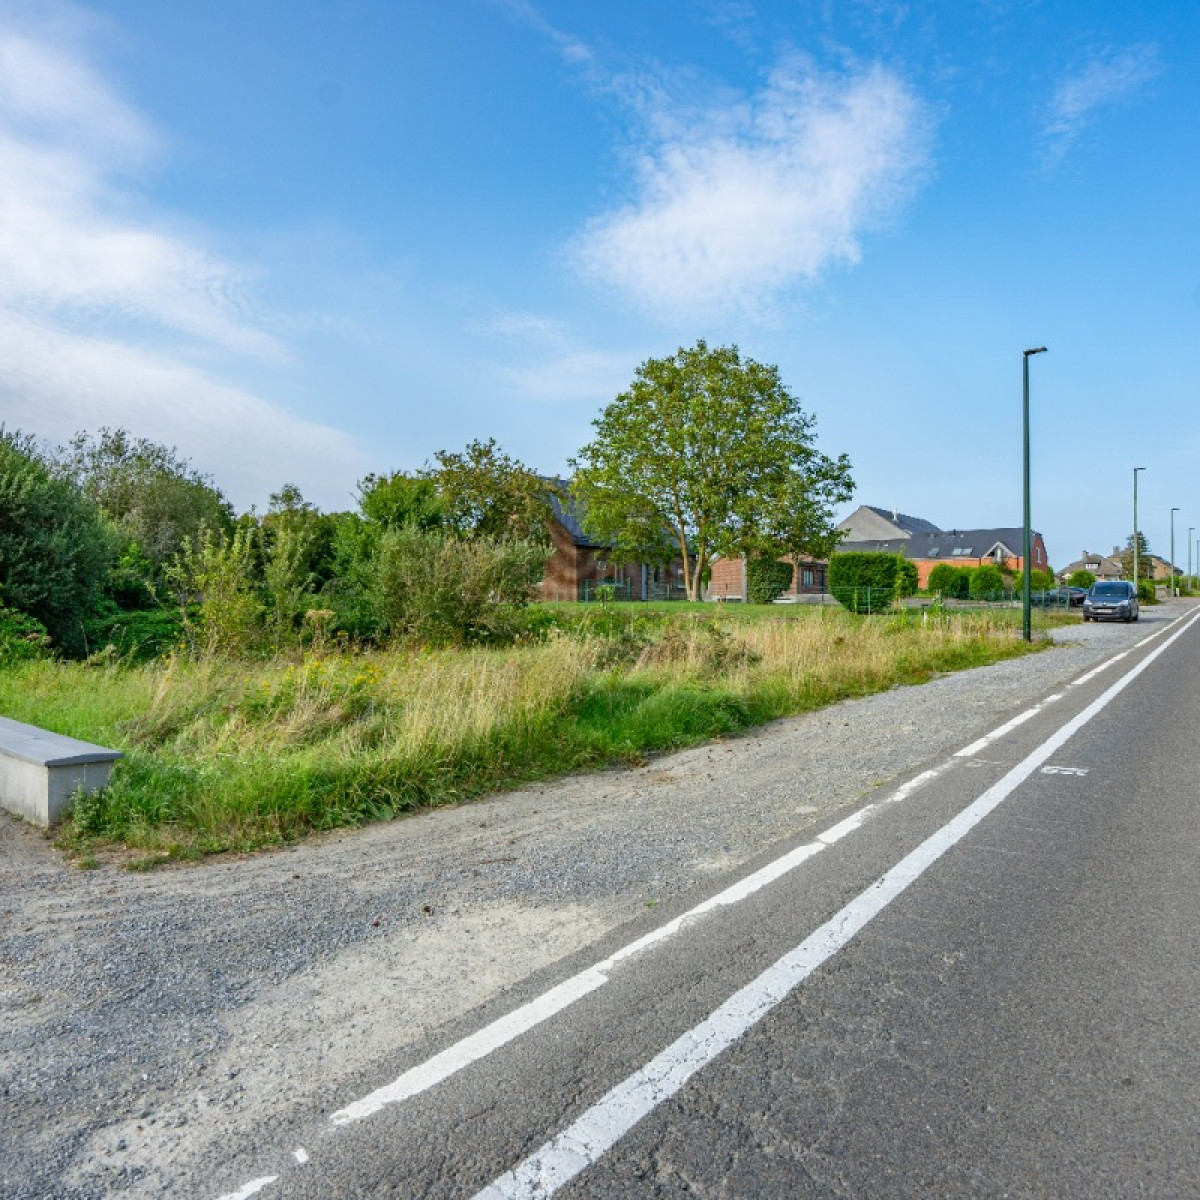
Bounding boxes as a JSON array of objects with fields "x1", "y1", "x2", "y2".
[
  {"x1": 1067, "y1": 569, "x2": 1096, "y2": 590},
  {"x1": 371, "y1": 528, "x2": 550, "y2": 645},
  {"x1": 0, "y1": 429, "x2": 117, "y2": 655},
  {"x1": 1137, "y1": 579, "x2": 1157, "y2": 605},
  {"x1": 746, "y1": 556, "x2": 794, "y2": 605},
  {"x1": 927, "y1": 563, "x2": 970, "y2": 599},
  {"x1": 969, "y1": 564, "x2": 1006, "y2": 600},
  {"x1": 0, "y1": 603, "x2": 51, "y2": 662},
  {"x1": 1030, "y1": 567, "x2": 1055, "y2": 592},
  {"x1": 169, "y1": 523, "x2": 263, "y2": 657},
  {"x1": 829, "y1": 552, "x2": 915, "y2": 613}
]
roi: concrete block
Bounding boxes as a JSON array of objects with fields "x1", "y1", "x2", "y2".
[{"x1": 0, "y1": 716, "x2": 122, "y2": 828}]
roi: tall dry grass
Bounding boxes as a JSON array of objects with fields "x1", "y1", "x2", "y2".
[{"x1": 0, "y1": 607, "x2": 1044, "y2": 862}]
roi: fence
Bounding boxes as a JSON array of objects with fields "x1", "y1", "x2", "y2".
[
  {"x1": 576, "y1": 579, "x2": 691, "y2": 603},
  {"x1": 829, "y1": 587, "x2": 1074, "y2": 614}
]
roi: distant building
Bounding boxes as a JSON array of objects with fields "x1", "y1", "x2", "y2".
[
  {"x1": 1057, "y1": 551, "x2": 1123, "y2": 582},
  {"x1": 837, "y1": 528, "x2": 1049, "y2": 590}
]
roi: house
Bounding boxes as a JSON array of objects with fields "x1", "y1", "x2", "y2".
[
  {"x1": 834, "y1": 508, "x2": 1050, "y2": 590},
  {"x1": 835, "y1": 505, "x2": 943, "y2": 543},
  {"x1": 1144, "y1": 554, "x2": 1182, "y2": 583},
  {"x1": 540, "y1": 484, "x2": 691, "y2": 601},
  {"x1": 1057, "y1": 551, "x2": 1124, "y2": 583},
  {"x1": 707, "y1": 555, "x2": 829, "y2": 602}
]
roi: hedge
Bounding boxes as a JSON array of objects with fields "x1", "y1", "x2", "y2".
[
  {"x1": 746, "y1": 556, "x2": 794, "y2": 605},
  {"x1": 829, "y1": 552, "x2": 917, "y2": 614}
]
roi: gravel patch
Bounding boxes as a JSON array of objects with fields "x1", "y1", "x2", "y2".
[{"x1": 0, "y1": 610, "x2": 1182, "y2": 1198}]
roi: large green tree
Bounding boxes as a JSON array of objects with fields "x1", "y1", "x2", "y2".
[
  {"x1": 430, "y1": 439, "x2": 553, "y2": 544},
  {"x1": 570, "y1": 341, "x2": 853, "y2": 600},
  {"x1": 357, "y1": 471, "x2": 445, "y2": 531},
  {"x1": 55, "y1": 428, "x2": 234, "y2": 576}
]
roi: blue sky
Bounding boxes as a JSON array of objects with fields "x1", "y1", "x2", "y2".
[{"x1": 2, "y1": 0, "x2": 1198, "y2": 570}]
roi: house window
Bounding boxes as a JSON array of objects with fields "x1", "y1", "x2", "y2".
[{"x1": 802, "y1": 568, "x2": 814, "y2": 587}]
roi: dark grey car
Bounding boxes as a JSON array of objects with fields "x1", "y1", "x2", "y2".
[{"x1": 1083, "y1": 580, "x2": 1139, "y2": 622}]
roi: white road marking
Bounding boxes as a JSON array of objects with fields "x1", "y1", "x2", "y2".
[
  {"x1": 330, "y1": 765, "x2": 945, "y2": 1128},
  {"x1": 474, "y1": 608, "x2": 1200, "y2": 1199},
  {"x1": 214, "y1": 1178, "x2": 277, "y2": 1200},
  {"x1": 954, "y1": 693, "x2": 1062, "y2": 758},
  {"x1": 219, "y1": 609, "x2": 1200, "y2": 1198},
  {"x1": 1041, "y1": 765, "x2": 1088, "y2": 776}
]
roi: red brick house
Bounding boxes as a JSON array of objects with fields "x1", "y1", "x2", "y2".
[
  {"x1": 837, "y1": 526, "x2": 1050, "y2": 589},
  {"x1": 540, "y1": 486, "x2": 692, "y2": 601},
  {"x1": 706, "y1": 555, "x2": 829, "y2": 601}
]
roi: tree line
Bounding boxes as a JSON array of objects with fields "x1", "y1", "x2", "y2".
[{"x1": 0, "y1": 341, "x2": 854, "y2": 659}]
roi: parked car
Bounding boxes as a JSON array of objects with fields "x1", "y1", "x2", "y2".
[
  {"x1": 1034, "y1": 586, "x2": 1086, "y2": 608},
  {"x1": 1083, "y1": 580, "x2": 1139, "y2": 622}
]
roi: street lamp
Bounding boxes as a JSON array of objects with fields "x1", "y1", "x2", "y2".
[
  {"x1": 1022, "y1": 347, "x2": 1047, "y2": 642},
  {"x1": 1190, "y1": 527, "x2": 1195, "y2": 590},
  {"x1": 1133, "y1": 467, "x2": 1146, "y2": 587},
  {"x1": 1171, "y1": 508, "x2": 1179, "y2": 599}
]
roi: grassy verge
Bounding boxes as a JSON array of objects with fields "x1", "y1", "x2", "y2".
[{"x1": 0, "y1": 607, "x2": 1055, "y2": 865}]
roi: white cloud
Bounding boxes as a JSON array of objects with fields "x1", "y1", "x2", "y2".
[
  {"x1": 0, "y1": 6, "x2": 371, "y2": 506},
  {"x1": 0, "y1": 312, "x2": 369, "y2": 511},
  {"x1": 1042, "y1": 44, "x2": 1161, "y2": 163},
  {"x1": 570, "y1": 60, "x2": 933, "y2": 320},
  {"x1": 480, "y1": 309, "x2": 638, "y2": 405}
]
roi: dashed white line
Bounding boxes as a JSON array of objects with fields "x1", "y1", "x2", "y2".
[
  {"x1": 214, "y1": 1177, "x2": 277, "y2": 1200},
  {"x1": 954, "y1": 693, "x2": 1062, "y2": 758}
]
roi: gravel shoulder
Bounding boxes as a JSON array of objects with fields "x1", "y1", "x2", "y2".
[{"x1": 0, "y1": 610, "x2": 1183, "y2": 1198}]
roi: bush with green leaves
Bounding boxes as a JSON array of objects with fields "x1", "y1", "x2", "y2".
[
  {"x1": 969, "y1": 563, "x2": 1006, "y2": 600},
  {"x1": 926, "y1": 563, "x2": 970, "y2": 599},
  {"x1": 1137, "y1": 579, "x2": 1157, "y2": 605},
  {"x1": 169, "y1": 522, "x2": 263, "y2": 656},
  {"x1": 746, "y1": 556, "x2": 794, "y2": 605},
  {"x1": 0, "y1": 603, "x2": 51, "y2": 662},
  {"x1": 0, "y1": 429, "x2": 117, "y2": 655},
  {"x1": 371, "y1": 528, "x2": 550, "y2": 645},
  {"x1": 829, "y1": 552, "x2": 916, "y2": 613},
  {"x1": 1067, "y1": 569, "x2": 1096, "y2": 590},
  {"x1": 1030, "y1": 567, "x2": 1055, "y2": 593}
]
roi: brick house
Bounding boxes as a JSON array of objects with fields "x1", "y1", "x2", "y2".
[
  {"x1": 834, "y1": 507, "x2": 1050, "y2": 590},
  {"x1": 539, "y1": 486, "x2": 692, "y2": 601},
  {"x1": 707, "y1": 555, "x2": 829, "y2": 601}
]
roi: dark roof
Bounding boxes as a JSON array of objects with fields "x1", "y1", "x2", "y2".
[
  {"x1": 839, "y1": 527, "x2": 1043, "y2": 560},
  {"x1": 863, "y1": 505, "x2": 942, "y2": 535},
  {"x1": 544, "y1": 479, "x2": 609, "y2": 549}
]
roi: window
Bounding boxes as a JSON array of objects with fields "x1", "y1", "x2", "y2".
[{"x1": 802, "y1": 568, "x2": 814, "y2": 587}]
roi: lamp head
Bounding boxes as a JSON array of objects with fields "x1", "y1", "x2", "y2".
[{"x1": 1024, "y1": 347, "x2": 1048, "y2": 357}]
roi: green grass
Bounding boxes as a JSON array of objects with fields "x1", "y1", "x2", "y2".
[{"x1": 0, "y1": 606, "x2": 1055, "y2": 865}]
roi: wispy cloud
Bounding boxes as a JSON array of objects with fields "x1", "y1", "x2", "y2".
[
  {"x1": 0, "y1": 5, "x2": 369, "y2": 507},
  {"x1": 480, "y1": 310, "x2": 637, "y2": 405},
  {"x1": 1042, "y1": 43, "x2": 1162, "y2": 164},
  {"x1": 569, "y1": 59, "x2": 933, "y2": 320},
  {"x1": 490, "y1": 0, "x2": 594, "y2": 67}
]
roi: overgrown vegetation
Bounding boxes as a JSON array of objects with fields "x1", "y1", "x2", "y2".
[{"x1": 0, "y1": 605, "x2": 1051, "y2": 865}]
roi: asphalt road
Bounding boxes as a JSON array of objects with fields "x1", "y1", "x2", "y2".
[{"x1": 207, "y1": 606, "x2": 1200, "y2": 1199}]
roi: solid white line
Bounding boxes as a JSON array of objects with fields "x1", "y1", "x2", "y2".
[
  {"x1": 474, "y1": 608, "x2": 1200, "y2": 1199},
  {"x1": 331, "y1": 614, "x2": 1191, "y2": 1128},
  {"x1": 329, "y1": 768, "x2": 944, "y2": 1127}
]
